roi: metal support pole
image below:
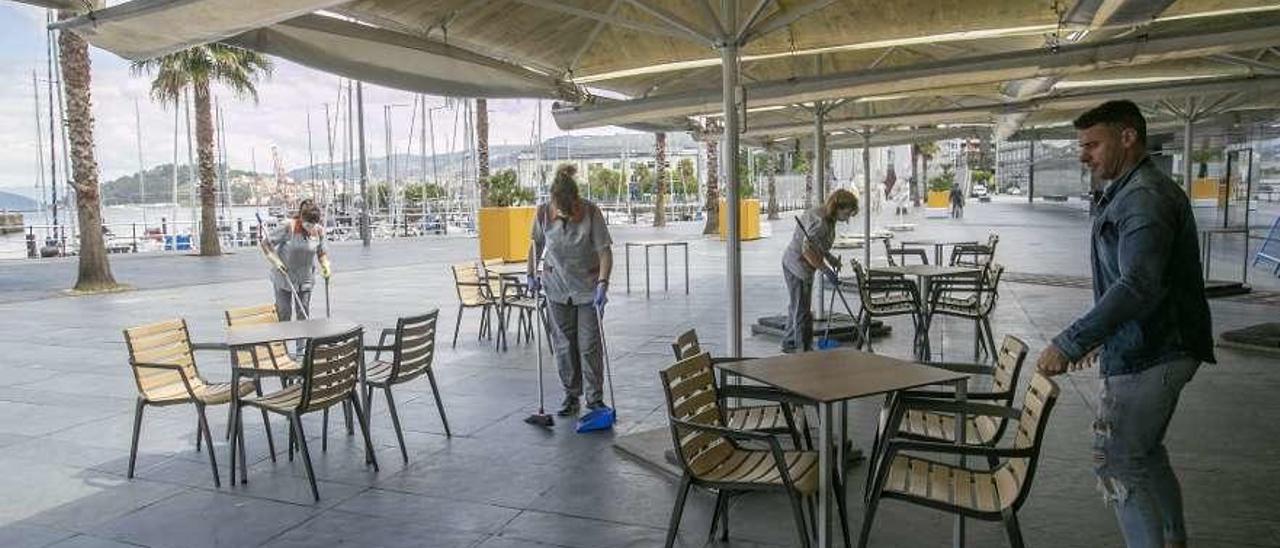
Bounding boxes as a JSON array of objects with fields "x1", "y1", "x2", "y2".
[
  {"x1": 1027, "y1": 137, "x2": 1036, "y2": 204},
  {"x1": 863, "y1": 131, "x2": 873, "y2": 268},
  {"x1": 1182, "y1": 115, "x2": 1195, "y2": 196},
  {"x1": 721, "y1": 0, "x2": 742, "y2": 358},
  {"x1": 357, "y1": 81, "x2": 371, "y2": 247},
  {"x1": 815, "y1": 108, "x2": 827, "y2": 199}
]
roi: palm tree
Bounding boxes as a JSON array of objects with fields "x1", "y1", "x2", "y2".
[
  {"x1": 765, "y1": 148, "x2": 780, "y2": 220},
  {"x1": 132, "y1": 44, "x2": 272, "y2": 256},
  {"x1": 653, "y1": 132, "x2": 667, "y2": 227},
  {"x1": 59, "y1": 7, "x2": 119, "y2": 292},
  {"x1": 700, "y1": 131, "x2": 720, "y2": 235},
  {"x1": 915, "y1": 141, "x2": 939, "y2": 206},
  {"x1": 476, "y1": 98, "x2": 490, "y2": 206}
]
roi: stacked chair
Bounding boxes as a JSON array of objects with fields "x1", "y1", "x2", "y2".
[{"x1": 658, "y1": 352, "x2": 850, "y2": 548}]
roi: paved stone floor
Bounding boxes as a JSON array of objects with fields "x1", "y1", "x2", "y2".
[{"x1": 0, "y1": 200, "x2": 1278, "y2": 548}]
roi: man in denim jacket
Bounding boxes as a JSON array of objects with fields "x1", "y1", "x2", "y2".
[{"x1": 1036, "y1": 100, "x2": 1214, "y2": 548}]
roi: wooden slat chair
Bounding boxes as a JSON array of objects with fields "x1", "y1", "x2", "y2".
[
  {"x1": 226, "y1": 303, "x2": 341, "y2": 457},
  {"x1": 925, "y1": 263, "x2": 1005, "y2": 360},
  {"x1": 450, "y1": 262, "x2": 496, "y2": 347},
  {"x1": 124, "y1": 319, "x2": 257, "y2": 487},
  {"x1": 845, "y1": 258, "x2": 926, "y2": 356},
  {"x1": 864, "y1": 335, "x2": 1030, "y2": 492},
  {"x1": 671, "y1": 329, "x2": 809, "y2": 448},
  {"x1": 224, "y1": 303, "x2": 304, "y2": 377},
  {"x1": 858, "y1": 373, "x2": 1060, "y2": 548},
  {"x1": 659, "y1": 352, "x2": 851, "y2": 548},
  {"x1": 230, "y1": 327, "x2": 378, "y2": 501},
  {"x1": 364, "y1": 310, "x2": 451, "y2": 463}
]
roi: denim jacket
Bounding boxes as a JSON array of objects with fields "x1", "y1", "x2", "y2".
[{"x1": 1052, "y1": 156, "x2": 1215, "y2": 376}]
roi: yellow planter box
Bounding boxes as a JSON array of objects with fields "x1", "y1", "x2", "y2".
[
  {"x1": 478, "y1": 206, "x2": 536, "y2": 262},
  {"x1": 1191, "y1": 178, "x2": 1219, "y2": 201},
  {"x1": 926, "y1": 190, "x2": 951, "y2": 209},
  {"x1": 717, "y1": 198, "x2": 761, "y2": 241}
]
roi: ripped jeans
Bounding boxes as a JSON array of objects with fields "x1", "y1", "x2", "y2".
[{"x1": 1095, "y1": 357, "x2": 1199, "y2": 548}]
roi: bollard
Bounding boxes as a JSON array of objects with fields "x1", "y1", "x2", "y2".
[{"x1": 25, "y1": 230, "x2": 36, "y2": 259}]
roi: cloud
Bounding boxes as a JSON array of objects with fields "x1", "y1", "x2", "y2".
[{"x1": 0, "y1": 6, "x2": 634, "y2": 192}]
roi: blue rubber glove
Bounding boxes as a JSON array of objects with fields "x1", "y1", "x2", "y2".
[
  {"x1": 593, "y1": 281, "x2": 609, "y2": 311},
  {"x1": 527, "y1": 274, "x2": 541, "y2": 294},
  {"x1": 822, "y1": 267, "x2": 840, "y2": 285}
]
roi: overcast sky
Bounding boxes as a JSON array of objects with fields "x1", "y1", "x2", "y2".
[{"x1": 0, "y1": 3, "x2": 629, "y2": 200}]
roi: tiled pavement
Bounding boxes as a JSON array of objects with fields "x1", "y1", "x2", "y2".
[{"x1": 0, "y1": 200, "x2": 1278, "y2": 548}]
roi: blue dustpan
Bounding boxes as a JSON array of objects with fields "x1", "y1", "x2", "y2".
[
  {"x1": 575, "y1": 406, "x2": 616, "y2": 433},
  {"x1": 817, "y1": 338, "x2": 841, "y2": 350}
]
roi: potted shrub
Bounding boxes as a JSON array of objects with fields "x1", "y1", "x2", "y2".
[
  {"x1": 477, "y1": 169, "x2": 536, "y2": 262},
  {"x1": 718, "y1": 179, "x2": 762, "y2": 241},
  {"x1": 926, "y1": 170, "x2": 955, "y2": 209}
]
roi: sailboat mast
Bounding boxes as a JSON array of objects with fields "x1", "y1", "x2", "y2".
[
  {"x1": 45, "y1": 13, "x2": 59, "y2": 239},
  {"x1": 33, "y1": 70, "x2": 48, "y2": 224}
]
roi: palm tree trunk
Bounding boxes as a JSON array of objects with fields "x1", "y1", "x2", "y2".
[
  {"x1": 60, "y1": 10, "x2": 118, "y2": 292},
  {"x1": 701, "y1": 137, "x2": 719, "y2": 235},
  {"x1": 476, "y1": 98, "x2": 489, "y2": 206},
  {"x1": 803, "y1": 151, "x2": 814, "y2": 208},
  {"x1": 653, "y1": 132, "x2": 667, "y2": 227},
  {"x1": 766, "y1": 150, "x2": 779, "y2": 220},
  {"x1": 193, "y1": 79, "x2": 221, "y2": 256}
]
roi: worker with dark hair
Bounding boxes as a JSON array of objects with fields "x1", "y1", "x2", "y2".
[
  {"x1": 1037, "y1": 100, "x2": 1213, "y2": 548},
  {"x1": 262, "y1": 198, "x2": 330, "y2": 322},
  {"x1": 780, "y1": 189, "x2": 859, "y2": 353},
  {"x1": 527, "y1": 164, "x2": 613, "y2": 416}
]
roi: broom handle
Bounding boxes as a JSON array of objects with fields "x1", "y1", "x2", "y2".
[
  {"x1": 534, "y1": 293, "x2": 546, "y2": 413},
  {"x1": 596, "y1": 306, "x2": 616, "y2": 414}
]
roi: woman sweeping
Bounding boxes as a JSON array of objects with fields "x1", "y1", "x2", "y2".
[
  {"x1": 781, "y1": 189, "x2": 859, "y2": 353},
  {"x1": 528, "y1": 165, "x2": 613, "y2": 417},
  {"x1": 261, "y1": 198, "x2": 331, "y2": 322}
]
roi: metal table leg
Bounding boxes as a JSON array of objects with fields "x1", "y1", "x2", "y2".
[
  {"x1": 645, "y1": 245, "x2": 651, "y2": 298},
  {"x1": 663, "y1": 244, "x2": 669, "y2": 292},
  {"x1": 818, "y1": 401, "x2": 833, "y2": 548},
  {"x1": 683, "y1": 243, "x2": 689, "y2": 294},
  {"x1": 953, "y1": 377, "x2": 969, "y2": 548}
]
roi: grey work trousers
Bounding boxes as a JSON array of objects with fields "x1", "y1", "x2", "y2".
[
  {"x1": 546, "y1": 299, "x2": 604, "y2": 404},
  {"x1": 275, "y1": 287, "x2": 313, "y2": 322},
  {"x1": 1095, "y1": 357, "x2": 1199, "y2": 548},
  {"x1": 782, "y1": 269, "x2": 814, "y2": 352}
]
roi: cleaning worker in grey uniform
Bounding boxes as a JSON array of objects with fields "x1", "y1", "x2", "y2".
[
  {"x1": 781, "y1": 189, "x2": 859, "y2": 353},
  {"x1": 527, "y1": 164, "x2": 613, "y2": 417},
  {"x1": 262, "y1": 198, "x2": 331, "y2": 322}
]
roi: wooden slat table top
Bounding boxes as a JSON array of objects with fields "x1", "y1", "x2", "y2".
[
  {"x1": 717, "y1": 349, "x2": 968, "y2": 404},
  {"x1": 872, "y1": 265, "x2": 981, "y2": 278},
  {"x1": 225, "y1": 319, "x2": 361, "y2": 347}
]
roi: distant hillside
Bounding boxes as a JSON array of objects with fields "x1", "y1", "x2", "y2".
[
  {"x1": 0, "y1": 190, "x2": 39, "y2": 211},
  {"x1": 101, "y1": 164, "x2": 260, "y2": 206},
  {"x1": 286, "y1": 145, "x2": 525, "y2": 182}
]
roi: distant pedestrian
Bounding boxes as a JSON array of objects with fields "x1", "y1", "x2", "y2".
[
  {"x1": 1035, "y1": 100, "x2": 1213, "y2": 548},
  {"x1": 949, "y1": 184, "x2": 964, "y2": 218}
]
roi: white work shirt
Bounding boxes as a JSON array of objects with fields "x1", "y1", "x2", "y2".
[
  {"x1": 532, "y1": 200, "x2": 612, "y2": 305},
  {"x1": 267, "y1": 220, "x2": 325, "y2": 292}
]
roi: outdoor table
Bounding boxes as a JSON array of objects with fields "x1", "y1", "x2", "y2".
[
  {"x1": 624, "y1": 240, "x2": 689, "y2": 297},
  {"x1": 870, "y1": 265, "x2": 981, "y2": 360},
  {"x1": 717, "y1": 350, "x2": 970, "y2": 548},
  {"x1": 486, "y1": 262, "x2": 527, "y2": 279},
  {"x1": 832, "y1": 232, "x2": 891, "y2": 249},
  {"x1": 896, "y1": 239, "x2": 978, "y2": 265},
  {"x1": 223, "y1": 318, "x2": 362, "y2": 483}
]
